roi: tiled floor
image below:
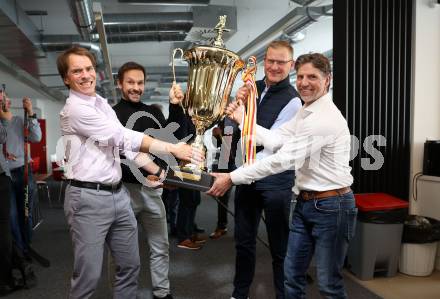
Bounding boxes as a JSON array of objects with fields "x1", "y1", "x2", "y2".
[{"x1": 348, "y1": 270, "x2": 440, "y2": 299}]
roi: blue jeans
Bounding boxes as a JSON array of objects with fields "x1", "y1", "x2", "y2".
[{"x1": 284, "y1": 192, "x2": 357, "y2": 299}]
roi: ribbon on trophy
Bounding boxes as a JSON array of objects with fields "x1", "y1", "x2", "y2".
[{"x1": 241, "y1": 56, "x2": 257, "y2": 165}]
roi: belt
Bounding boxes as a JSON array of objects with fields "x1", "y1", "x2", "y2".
[
  {"x1": 68, "y1": 179, "x2": 122, "y2": 192},
  {"x1": 299, "y1": 187, "x2": 351, "y2": 201}
]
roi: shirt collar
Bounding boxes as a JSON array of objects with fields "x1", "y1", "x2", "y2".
[
  {"x1": 69, "y1": 89, "x2": 107, "y2": 107},
  {"x1": 303, "y1": 92, "x2": 332, "y2": 114}
]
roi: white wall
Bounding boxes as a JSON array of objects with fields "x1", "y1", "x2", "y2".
[
  {"x1": 409, "y1": 0, "x2": 440, "y2": 213},
  {"x1": 34, "y1": 98, "x2": 65, "y2": 173}
]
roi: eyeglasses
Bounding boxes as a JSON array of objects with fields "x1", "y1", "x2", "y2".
[{"x1": 264, "y1": 58, "x2": 292, "y2": 66}]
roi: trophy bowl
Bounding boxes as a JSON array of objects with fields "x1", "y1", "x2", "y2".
[
  {"x1": 181, "y1": 46, "x2": 245, "y2": 153},
  {"x1": 164, "y1": 15, "x2": 245, "y2": 191}
]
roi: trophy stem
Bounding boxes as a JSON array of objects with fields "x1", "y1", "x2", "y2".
[{"x1": 192, "y1": 133, "x2": 206, "y2": 171}]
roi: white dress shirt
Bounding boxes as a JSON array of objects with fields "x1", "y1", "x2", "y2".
[
  {"x1": 231, "y1": 92, "x2": 353, "y2": 194},
  {"x1": 59, "y1": 90, "x2": 144, "y2": 184},
  {"x1": 257, "y1": 86, "x2": 303, "y2": 160}
]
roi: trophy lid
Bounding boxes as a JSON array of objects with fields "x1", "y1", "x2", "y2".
[
  {"x1": 212, "y1": 15, "x2": 229, "y2": 48},
  {"x1": 183, "y1": 15, "x2": 243, "y2": 64}
]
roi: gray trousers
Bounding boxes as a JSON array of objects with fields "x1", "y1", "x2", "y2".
[
  {"x1": 125, "y1": 183, "x2": 171, "y2": 298},
  {"x1": 64, "y1": 184, "x2": 140, "y2": 299}
]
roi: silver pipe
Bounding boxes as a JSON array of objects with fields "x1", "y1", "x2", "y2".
[{"x1": 67, "y1": 0, "x2": 95, "y2": 40}]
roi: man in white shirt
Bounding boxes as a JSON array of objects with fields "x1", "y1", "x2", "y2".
[
  {"x1": 208, "y1": 53, "x2": 357, "y2": 299},
  {"x1": 56, "y1": 47, "x2": 201, "y2": 299}
]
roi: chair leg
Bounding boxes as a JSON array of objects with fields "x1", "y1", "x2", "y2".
[
  {"x1": 46, "y1": 184, "x2": 52, "y2": 208},
  {"x1": 37, "y1": 181, "x2": 52, "y2": 208}
]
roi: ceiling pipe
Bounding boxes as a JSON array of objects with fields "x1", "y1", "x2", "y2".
[
  {"x1": 93, "y1": 2, "x2": 117, "y2": 103},
  {"x1": 103, "y1": 12, "x2": 193, "y2": 25},
  {"x1": 238, "y1": 3, "x2": 332, "y2": 60},
  {"x1": 117, "y1": 0, "x2": 209, "y2": 6},
  {"x1": 67, "y1": 0, "x2": 95, "y2": 41},
  {"x1": 40, "y1": 35, "x2": 103, "y2": 66}
]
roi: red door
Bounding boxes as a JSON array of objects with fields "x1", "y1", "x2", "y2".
[{"x1": 30, "y1": 119, "x2": 47, "y2": 174}]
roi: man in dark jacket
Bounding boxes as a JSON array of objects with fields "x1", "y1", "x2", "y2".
[
  {"x1": 229, "y1": 40, "x2": 302, "y2": 299},
  {"x1": 113, "y1": 62, "x2": 173, "y2": 299}
]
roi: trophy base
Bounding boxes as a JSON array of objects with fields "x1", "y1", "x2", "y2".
[{"x1": 164, "y1": 167, "x2": 214, "y2": 192}]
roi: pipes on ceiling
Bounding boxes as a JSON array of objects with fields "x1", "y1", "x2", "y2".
[
  {"x1": 67, "y1": 0, "x2": 95, "y2": 41},
  {"x1": 117, "y1": 0, "x2": 209, "y2": 5},
  {"x1": 238, "y1": 3, "x2": 332, "y2": 61},
  {"x1": 40, "y1": 35, "x2": 104, "y2": 65},
  {"x1": 102, "y1": 12, "x2": 193, "y2": 43}
]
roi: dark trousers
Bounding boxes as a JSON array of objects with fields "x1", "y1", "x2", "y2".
[
  {"x1": 163, "y1": 188, "x2": 179, "y2": 233},
  {"x1": 215, "y1": 188, "x2": 231, "y2": 229},
  {"x1": 10, "y1": 166, "x2": 35, "y2": 252},
  {"x1": 0, "y1": 173, "x2": 13, "y2": 286},
  {"x1": 233, "y1": 185, "x2": 292, "y2": 299},
  {"x1": 176, "y1": 188, "x2": 201, "y2": 242}
]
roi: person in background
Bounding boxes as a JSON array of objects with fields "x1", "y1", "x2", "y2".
[
  {"x1": 113, "y1": 61, "x2": 173, "y2": 299},
  {"x1": 167, "y1": 83, "x2": 207, "y2": 250},
  {"x1": 3, "y1": 95, "x2": 41, "y2": 258},
  {"x1": 56, "y1": 46, "x2": 202, "y2": 299},
  {"x1": 209, "y1": 53, "x2": 357, "y2": 299},
  {"x1": 0, "y1": 95, "x2": 15, "y2": 296},
  {"x1": 209, "y1": 118, "x2": 241, "y2": 240}
]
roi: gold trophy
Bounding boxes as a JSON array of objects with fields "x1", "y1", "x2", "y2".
[{"x1": 165, "y1": 15, "x2": 245, "y2": 191}]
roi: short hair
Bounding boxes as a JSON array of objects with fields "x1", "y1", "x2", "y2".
[
  {"x1": 117, "y1": 62, "x2": 146, "y2": 83},
  {"x1": 265, "y1": 40, "x2": 294, "y2": 59},
  {"x1": 294, "y1": 53, "x2": 331, "y2": 76},
  {"x1": 56, "y1": 46, "x2": 97, "y2": 87}
]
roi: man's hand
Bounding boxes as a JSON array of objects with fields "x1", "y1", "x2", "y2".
[
  {"x1": 23, "y1": 97, "x2": 34, "y2": 116},
  {"x1": 5, "y1": 153, "x2": 17, "y2": 161},
  {"x1": 234, "y1": 84, "x2": 252, "y2": 106},
  {"x1": 169, "y1": 82, "x2": 184, "y2": 104},
  {"x1": 207, "y1": 172, "x2": 233, "y2": 197},
  {"x1": 225, "y1": 101, "x2": 244, "y2": 125},
  {"x1": 145, "y1": 168, "x2": 165, "y2": 189},
  {"x1": 170, "y1": 142, "x2": 205, "y2": 164},
  {"x1": 212, "y1": 126, "x2": 222, "y2": 138}
]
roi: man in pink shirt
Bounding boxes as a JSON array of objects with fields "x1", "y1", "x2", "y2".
[{"x1": 56, "y1": 47, "x2": 202, "y2": 299}]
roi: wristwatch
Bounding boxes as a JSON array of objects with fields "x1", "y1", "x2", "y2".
[
  {"x1": 153, "y1": 166, "x2": 163, "y2": 177},
  {"x1": 28, "y1": 113, "x2": 37, "y2": 119}
]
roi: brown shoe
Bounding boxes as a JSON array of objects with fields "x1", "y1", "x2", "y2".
[
  {"x1": 191, "y1": 233, "x2": 207, "y2": 244},
  {"x1": 209, "y1": 228, "x2": 227, "y2": 240},
  {"x1": 177, "y1": 239, "x2": 201, "y2": 250}
]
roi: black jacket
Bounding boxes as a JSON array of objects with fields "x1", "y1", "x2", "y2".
[{"x1": 113, "y1": 98, "x2": 167, "y2": 184}]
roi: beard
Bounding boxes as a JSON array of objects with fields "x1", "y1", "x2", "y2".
[{"x1": 123, "y1": 89, "x2": 143, "y2": 102}]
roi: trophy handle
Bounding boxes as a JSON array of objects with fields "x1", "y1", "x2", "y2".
[
  {"x1": 172, "y1": 48, "x2": 184, "y2": 83},
  {"x1": 171, "y1": 48, "x2": 186, "y2": 113}
]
